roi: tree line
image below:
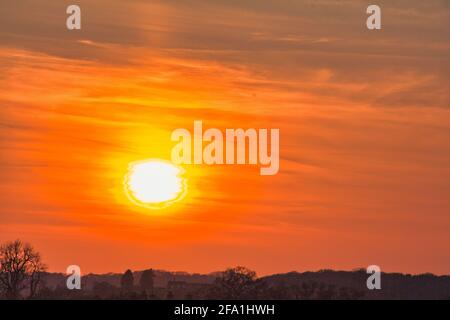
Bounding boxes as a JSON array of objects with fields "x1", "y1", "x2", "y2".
[{"x1": 1, "y1": 239, "x2": 367, "y2": 300}]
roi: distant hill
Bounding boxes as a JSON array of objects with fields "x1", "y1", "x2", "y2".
[
  {"x1": 261, "y1": 270, "x2": 450, "y2": 299},
  {"x1": 40, "y1": 268, "x2": 450, "y2": 300}
]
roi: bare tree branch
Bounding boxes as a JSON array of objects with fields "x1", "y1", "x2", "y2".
[{"x1": 0, "y1": 240, "x2": 47, "y2": 299}]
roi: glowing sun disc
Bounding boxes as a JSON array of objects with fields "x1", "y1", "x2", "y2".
[{"x1": 124, "y1": 159, "x2": 186, "y2": 209}]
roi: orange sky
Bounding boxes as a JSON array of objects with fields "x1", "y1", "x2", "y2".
[{"x1": 0, "y1": 0, "x2": 449, "y2": 275}]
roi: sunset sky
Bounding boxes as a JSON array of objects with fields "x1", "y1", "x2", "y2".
[{"x1": 0, "y1": 0, "x2": 449, "y2": 275}]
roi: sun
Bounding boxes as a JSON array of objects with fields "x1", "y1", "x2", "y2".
[{"x1": 124, "y1": 159, "x2": 187, "y2": 209}]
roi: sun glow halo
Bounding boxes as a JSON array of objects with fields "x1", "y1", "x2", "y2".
[{"x1": 124, "y1": 160, "x2": 186, "y2": 209}]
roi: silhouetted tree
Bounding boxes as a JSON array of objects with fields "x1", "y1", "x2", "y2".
[
  {"x1": 208, "y1": 266, "x2": 257, "y2": 299},
  {"x1": 140, "y1": 269, "x2": 155, "y2": 294},
  {"x1": 121, "y1": 269, "x2": 134, "y2": 294},
  {"x1": 0, "y1": 240, "x2": 47, "y2": 299}
]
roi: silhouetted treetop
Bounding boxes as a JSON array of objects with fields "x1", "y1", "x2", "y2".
[
  {"x1": 121, "y1": 269, "x2": 134, "y2": 293},
  {"x1": 0, "y1": 239, "x2": 47, "y2": 299},
  {"x1": 140, "y1": 269, "x2": 155, "y2": 292}
]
